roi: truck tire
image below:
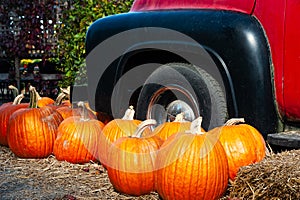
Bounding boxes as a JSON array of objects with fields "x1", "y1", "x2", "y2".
[{"x1": 136, "y1": 63, "x2": 227, "y2": 131}]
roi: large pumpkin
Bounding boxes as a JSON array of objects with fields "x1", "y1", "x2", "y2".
[
  {"x1": 98, "y1": 106, "x2": 142, "y2": 167},
  {"x1": 0, "y1": 94, "x2": 28, "y2": 146},
  {"x1": 156, "y1": 117, "x2": 229, "y2": 200},
  {"x1": 53, "y1": 101, "x2": 104, "y2": 164},
  {"x1": 209, "y1": 118, "x2": 266, "y2": 180},
  {"x1": 107, "y1": 119, "x2": 163, "y2": 196},
  {"x1": 7, "y1": 86, "x2": 63, "y2": 158}
]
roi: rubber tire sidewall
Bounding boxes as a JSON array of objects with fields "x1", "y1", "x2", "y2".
[{"x1": 136, "y1": 63, "x2": 227, "y2": 130}]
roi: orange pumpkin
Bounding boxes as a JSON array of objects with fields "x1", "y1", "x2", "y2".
[
  {"x1": 7, "y1": 86, "x2": 63, "y2": 158},
  {"x1": 98, "y1": 106, "x2": 142, "y2": 167},
  {"x1": 56, "y1": 104, "x2": 97, "y2": 120},
  {"x1": 156, "y1": 117, "x2": 229, "y2": 200},
  {"x1": 209, "y1": 118, "x2": 266, "y2": 180},
  {"x1": 0, "y1": 94, "x2": 29, "y2": 146},
  {"x1": 53, "y1": 101, "x2": 104, "y2": 164},
  {"x1": 107, "y1": 119, "x2": 163, "y2": 196},
  {"x1": 49, "y1": 92, "x2": 70, "y2": 108},
  {"x1": 37, "y1": 96, "x2": 55, "y2": 108},
  {"x1": 153, "y1": 113, "x2": 206, "y2": 141}
]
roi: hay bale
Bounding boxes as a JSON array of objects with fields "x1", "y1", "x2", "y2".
[{"x1": 229, "y1": 149, "x2": 300, "y2": 199}]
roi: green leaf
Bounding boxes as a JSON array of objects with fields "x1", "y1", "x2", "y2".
[{"x1": 54, "y1": 0, "x2": 133, "y2": 87}]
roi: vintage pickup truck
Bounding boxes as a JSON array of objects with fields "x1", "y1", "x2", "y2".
[{"x1": 83, "y1": 0, "x2": 300, "y2": 148}]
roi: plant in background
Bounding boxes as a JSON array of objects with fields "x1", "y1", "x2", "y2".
[{"x1": 55, "y1": 0, "x2": 133, "y2": 87}]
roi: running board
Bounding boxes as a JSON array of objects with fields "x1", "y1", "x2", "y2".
[{"x1": 267, "y1": 131, "x2": 300, "y2": 149}]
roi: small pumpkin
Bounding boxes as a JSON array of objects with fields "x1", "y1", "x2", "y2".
[
  {"x1": 56, "y1": 103, "x2": 97, "y2": 120},
  {"x1": 209, "y1": 118, "x2": 266, "y2": 180},
  {"x1": 52, "y1": 92, "x2": 69, "y2": 107},
  {"x1": 107, "y1": 119, "x2": 163, "y2": 196},
  {"x1": 37, "y1": 93, "x2": 55, "y2": 108},
  {"x1": 53, "y1": 101, "x2": 104, "y2": 164},
  {"x1": 153, "y1": 113, "x2": 205, "y2": 142},
  {"x1": 98, "y1": 106, "x2": 142, "y2": 167},
  {"x1": 156, "y1": 117, "x2": 229, "y2": 200},
  {"x1": 7, "y1": 86, "x2": 63, "y2": 158},
  {"x1": 0, "y1": 93, "x2": 28, "y2": 146}
]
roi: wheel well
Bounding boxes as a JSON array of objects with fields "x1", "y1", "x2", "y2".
[{"x1": 118, "y1": 48, "x2": 237, "y2": 118}]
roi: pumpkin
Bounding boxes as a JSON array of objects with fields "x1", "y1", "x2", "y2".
[
  {"x1": 7, "y1": 86, "x2": 63, "y2": 158},
  {"x1": 56, "y1": 103, "x2": 97, "y2": 120},
  {"x1": 37, "y1": 96, "x2": 55, "y2": 108},
  {"x1": 53, "y1": 101, "x2": 104, "y2": 164},
  {"x1": 209, "y1": 118, "x2": 266, "y2": 180},
  {"x1": 98, "y1": 106, "x2": 142, "y2": 167},
  {"x1": 53, "y1": 92, "x2": 69, "y2": 107},
  {"x1": 153, "y1": 113, "x2": 205, "y2": 142},
  {"x1": 0, "y1": 94, "x2": 28, "y2": 146},
  {"x1": 156, "y1": 117, "x2": 229, "y2": 200},
  {"x1": 107, "y1": 119, "x2": 163, "y2": 196}
]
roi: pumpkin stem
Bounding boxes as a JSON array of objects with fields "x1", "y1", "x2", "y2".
[
  {"x1": 189, "y1": 117, "x2": 204, "y2": 135},
  {"x1": 77, "y1": 101, "x2": 89, "y2": 121},
  {"x1": 54, "y1": 93, "x2": 67, "y2": 106},
  {"x1": 29, "y1": 86, "x2": 39, "y2": 108},
  {"x1": 8, "y1": 85, "x2": 19, "y2": 98},
  {"x1": 224, "y1": 118, "x2": 245, "y2": 126},
  {"x1": 32, "y1": 86, "x2": 42, "y2": 100},
  {"x1": 133, "y1": 119, "x2": 157, "y2": 138},
  {"x1": 122, "y1": 105, "x2": 135, "y2": 120},
  {"x1": 60, "y1": 86, "x2": 70, "y2": 100},
  {"x1": 12, "y1": 93, "x2": 25, "y2": 105},
  {"x1": 174, "y1": 112, "x2": 185, "y2": 122}
]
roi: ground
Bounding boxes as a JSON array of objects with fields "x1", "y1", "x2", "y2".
[{"x1": 1, "y1": 145, "x2": 299, "y2": 199}]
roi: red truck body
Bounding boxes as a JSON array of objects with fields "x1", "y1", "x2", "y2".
[{"x1": 131, "y1": 0, "x2": 300, "y2": 122}]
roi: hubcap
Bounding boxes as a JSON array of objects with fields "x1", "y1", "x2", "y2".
[{"x1": 146, "y1": 86, "x2": 198, "y2": 125}]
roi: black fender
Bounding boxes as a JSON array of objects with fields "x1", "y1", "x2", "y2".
[{"x1": 85, "y1": 10, "x2": 279, "y2": 137}]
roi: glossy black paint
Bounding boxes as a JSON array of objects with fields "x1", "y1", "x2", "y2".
[{"x1": 86, "y1": 10, "x2": 278, "y2": 137}]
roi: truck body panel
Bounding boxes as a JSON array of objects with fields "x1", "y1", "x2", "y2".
[
  {"x1": 86, "y1": 10, "x2": 278, "y2": 135},
  {"x1": 282, "y1": 0, "x2": 300, "y2": 121},
  {"x1": 254, "y1": 0, "x2": 300, "y2": 122},
  {"x1": 131, "y1": 0, "x2": 256, "y2": 14},
  {"x1": 253, "y1": 0, "x2": 286, "y2": 119}
]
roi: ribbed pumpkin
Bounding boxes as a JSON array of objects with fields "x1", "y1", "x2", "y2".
[
  {"x1": 37, "y1": 93, "x2": 55, "y2": 108},
  {"x1": 7, "y1": 86, "x2": 63, "y2": 158},
  {"x1": 156, "y1": 117, "x2": 229, "y2": 200},
  {"x1": 209, "y1": 118, "x2": 266, "y2": 180},
  {"x1": 47, "y1": 92, "x2": 69, "y2": 109},
  {"x1": 153, "y1": 113, "x2": 206, "y2": 142},
  {"x1": 0, "y1": 94, "x2": 28, "y2": 146},
  {"x1": 98, "y1": 106, "x2": 142, "y2": 167},
  {"x1": 56, "y1": 104, "x2": 97, "y2": 120},
  {"x1": 53, "y1": 101, "x2": 104, "y2": 164},
  {"x1": 107, "y1": 119, "x2": 163, "y2": 196}
]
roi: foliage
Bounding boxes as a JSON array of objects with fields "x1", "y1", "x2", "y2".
[
  {"x1": 0, "y1": 0, "x2": 57, "y2": 58},
  {"x1": 55, "y1": 0, "x2": 133, "y2": 87}
]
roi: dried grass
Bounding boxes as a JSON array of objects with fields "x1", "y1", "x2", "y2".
[
  {"x1": 229, "y1": 149, "x2": 300, "y2": 200},
  {"x1": 1, "y1": 145, "x2": 299, "y2": 200},
  {"x1": 0, "y1": 146, "x2": 159, "y2": 200}
]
